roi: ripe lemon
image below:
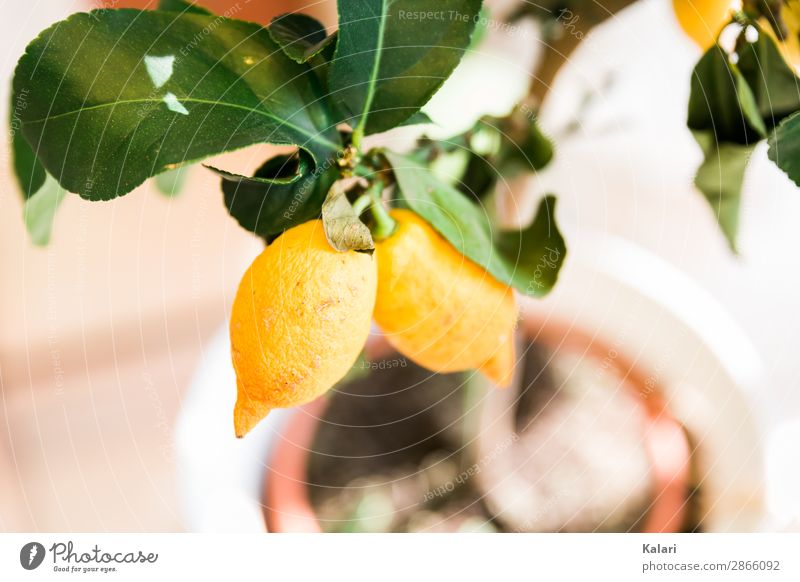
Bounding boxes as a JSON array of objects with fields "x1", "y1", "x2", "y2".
[
  {"x1": 672, "y1": 0, "x2": 736, "y2": 48},
  {"x1": 373, "y1": 209, "x2": 518, "y2": 386},
  {"x1": 230, "y1": 220, "x2": 377, "y2": 437}
]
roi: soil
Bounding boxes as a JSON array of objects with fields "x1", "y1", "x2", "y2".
[{"x1": 305, "y1": 340, "x2": 701, "y2": 532}]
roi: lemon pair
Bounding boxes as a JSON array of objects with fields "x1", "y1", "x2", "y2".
[{"x1": 231, "y1": 210, "x2": 517, "y2": 437}]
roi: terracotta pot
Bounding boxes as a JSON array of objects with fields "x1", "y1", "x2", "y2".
[{"x1": 262, "y1": 313, "x2": 692, "y2": 533}]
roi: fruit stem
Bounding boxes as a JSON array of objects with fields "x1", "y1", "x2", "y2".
[
  {"x1": 351, "y1": 193, "x2": 371, "y2": 217},
  {"x1": 367, "y1": 181, "x2": 395, "y2": 240},
  {"x1": 351, "y1": 127, "x2": 364, "y2": 151}
]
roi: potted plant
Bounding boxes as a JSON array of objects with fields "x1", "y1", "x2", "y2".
[{"x1": 9, "y1": 0, "x2": 792, "y2": 531}]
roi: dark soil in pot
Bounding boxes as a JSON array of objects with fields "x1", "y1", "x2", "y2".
[{"x1": 304, "y1": 339, "x2": 701, "y2": 532}]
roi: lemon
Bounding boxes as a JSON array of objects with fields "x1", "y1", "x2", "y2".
[
  {"x1": 373, "y1": 209, "x2": 518, "y2": 386},
  {"x1": 230, "y1": 220, "x2": 377, "y2": 437},
  {"x1": 672, "y1": 0, "x2": 736, "y2": 48}
]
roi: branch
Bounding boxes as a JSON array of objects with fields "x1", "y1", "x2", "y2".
[{"x1": 514, "y1": 0, "x2": 640, "y2": 106}]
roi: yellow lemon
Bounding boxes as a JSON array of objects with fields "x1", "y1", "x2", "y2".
[
  {"x1": 373, "y1": 209, "x2": 518, "y2": 386},
  {"x1": 672, "y1": 0, "x2": 737, "y2": 48},
  {"x1": 230, "y1": 220, "x2": 377, "y2": 437}
]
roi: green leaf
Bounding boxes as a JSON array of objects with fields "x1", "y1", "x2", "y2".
[
  {"x1": 520, "y1": 119, "x2": 554, "y2": 170},
  {"x1": 767, "y1": 110, "x2": 800, "y2": 187},
  {"x1": 209, "y1": 151, "x2": 337, "y2": 238},
  {"x1": 688, "y1": 45, "x2": 757, "y2": 144},
  {"x1": 458, "y1": 153, "x2": 495, "y2": 201},
  {"x1": 11, "y1": 121, "x2": 46, "y2": 200},
  {"x1": 10, "y1": 87, "x2": 47, "y2": 199},
  {"x1": 157, "y1": 0, "x2": 212, "y2": 15},
  {"x1": 268, "y1": 13, "x2": 336, "y2": 64},
  {"x1": 498, "y1": 111, "x2": 554, "y2": 171},
  {"x1": 732, "y1": 65, "x2": 767, "y2": 138},
  {"x1": 692, "y1": 131, "x2": 754, "y2": 252},
  {"x1": 685, "y1": 36, "x2": 791, "y2": 251},
  {"x1": 330, "y1": 0, "x2": 482, "y2": 136},
  {"x1": 321, "y1": 177, "x2": 375, "y2": 252},
  {"x1": 469, "y1": 5, "x2": 490, "y2": 49},
  {"x1": 384, "y1": 151, "x2": 565, "y2": 296},
  {"x1": 452, "y1": 114, "x2": 555, "y2": 202},
  {"x1": 12, "y1": 9, "x2": 341, "y2": 202},
  {"x1": 398, "y1": 111, "x2": 434, "y2": 127},
  {"x1": 735, "y1": 28, "x2": 800, "y2": 129},
  {"x1": 153, "y1": 165, "x2": 189, "y2": 197},
  {"x1": 688, "y1": 30, "x2": 800, "y2": 144},
  {"x1": 23, "y1": 176, "x2": 67, "y2": 246},
  {"x1": 494, "y1": 196, "x2": 566, "y2": 297}
]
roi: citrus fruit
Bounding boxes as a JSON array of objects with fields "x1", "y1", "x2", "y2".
[
  {"x1": 372, "y1": 209, "x2": 518, "y2": 386},
  {"x1": 672, "y1": 0, "x2": 736, "y2": 48},
  {"x1": 230, "y1": 220, "x2": 377, "y2": 437}
]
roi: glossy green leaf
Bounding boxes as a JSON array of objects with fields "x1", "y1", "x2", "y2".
[
  {"x1": 688, "y1": 30, "x2": 800, "y2": 144},
  {"x1": 209, "y1": 151, "x2": 337, "y2": 238},
  {"x1": 330, "y1": 0, "x2": 482, "y2": 136},
  {"x1": 767, "y1": 110, "x2": 800, "y2": 187},
  {"x1": 384, "y1": 151, "x2": 565, "y2": 296},
  {"x1": 452, "y1": 114, "x2": 555, "y2": 202},
  {"x1": 10, "y1": 87, "x2": 47, "y2": 199},
  {"x1": 494, "y1": 196, "x2": 566, "y2": 297},
  {"x1": 692, "y1": 131, "x2": 754, "y2": 252},
  {"x1": 398, "y1": 111, "x2": 434, "y2": 127},
  {"x1": 12, "y1": 10, "x2": 341, "y2": 202},
  {"x1": 735, "y1": 28, "x2": 800, "y2": 128},
  {"x1": 23, "y1": 176, "x2": 67, "y2": 246},
  {"x1": 469, "y1": 5, "x2": 490, "y2": 49},
  {"x1": 732, "y1": 65, "x2": 767, "y2": 138},
  {"x1": 688, "y1": 45, "x2": 757, "y2": 144},
  {"x1": 685, "y1": 34, "x2": 793, "y2": 251},
  {"x1": 157, "y1": 0, "x2": 212, "y2": 15},
  {"x1": 500, "y1": 111, "x2": 554, "y2": 171},
  {"x1": 268, "y1": 13, "x2": 335, "y2": 64},
  {"x1": 321, "y1": 177, "x2": 374, "y2": 252},
  {"x1": 458, "y1": 153, "x2": 495, "y2": 201},
  {"x1": 11, "y1": 123, "x2": 46, "y2": 200}
]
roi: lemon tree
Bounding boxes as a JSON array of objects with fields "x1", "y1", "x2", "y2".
[{"x1": 10, "y1": 0, "x2": 800, "y2": 434}]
